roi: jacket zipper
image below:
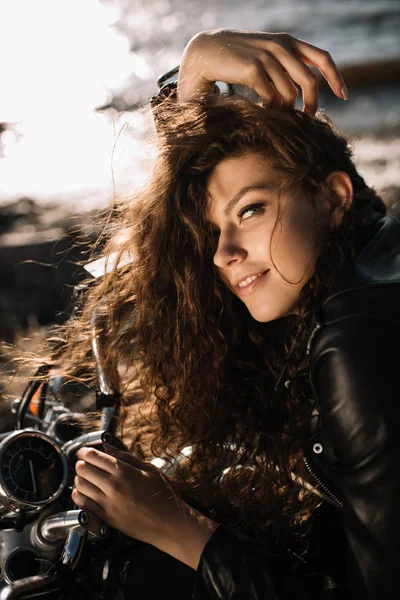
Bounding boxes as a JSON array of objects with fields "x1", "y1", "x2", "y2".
[
  {"x1": 284, "y1": 312, "x2": 343, "y2": 510},
  {"x1": 302, "y1": 456, "x2": 344, "y2": 509}
]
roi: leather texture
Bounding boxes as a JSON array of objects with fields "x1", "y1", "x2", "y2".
[{"x1": 193, "y1": 214, "x2": 400, "y2": 599}]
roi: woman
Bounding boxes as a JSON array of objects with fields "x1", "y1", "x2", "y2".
[{"x1": 63, "y1": 30, "x2": 398, "y2": 598}]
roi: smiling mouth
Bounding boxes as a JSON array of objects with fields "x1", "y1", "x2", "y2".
[{"x1": 236, "y1": 270, "x2": 270, "y2": 297}]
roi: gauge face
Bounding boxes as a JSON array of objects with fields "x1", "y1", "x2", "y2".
[{"x1": 0, "y1": 432, "x2": 67, "y2": 506}]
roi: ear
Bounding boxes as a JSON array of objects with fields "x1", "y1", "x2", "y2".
[{"x1": 324, "y1": 170, "x2": 354, "y2": 228}]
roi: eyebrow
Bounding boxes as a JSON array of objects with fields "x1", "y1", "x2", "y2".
[{"x1": 222, "y1": 183, "x2": 275, "y2": 216}]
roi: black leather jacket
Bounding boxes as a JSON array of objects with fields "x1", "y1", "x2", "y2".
[{"x1": 192, "y1": 214, "x2": 400, "y2": 599}]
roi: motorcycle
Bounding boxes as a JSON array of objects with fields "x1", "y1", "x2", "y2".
[
  {"x1": 0, "y1": 277, "x2": 202, "y2": 599},
  {"x1": 0, "y1": 269, "x2": 124, "y2": 596}
]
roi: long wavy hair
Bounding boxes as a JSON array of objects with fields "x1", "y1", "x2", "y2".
[{"x1": 46, "y1": 93, "x2": 387, "y2": 551}]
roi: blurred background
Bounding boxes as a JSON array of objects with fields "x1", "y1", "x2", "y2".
[{"x1": 0, "y1": 0, "x2": 399, "y2": 425}]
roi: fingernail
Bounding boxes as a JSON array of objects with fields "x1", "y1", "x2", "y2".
[{"x1": 341, "y1": 84, "x2": 349, "y2": 101}]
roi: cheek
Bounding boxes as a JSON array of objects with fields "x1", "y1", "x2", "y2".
[
  {"x1": 216, "y1": 269, "x2": 229, "y2": 288},
  {"x1": 250, "y1": 221, "x2": 275, "y2": 260},
  {"x1": 274, "y1": 212, "x2": 317, "y2": 280}
]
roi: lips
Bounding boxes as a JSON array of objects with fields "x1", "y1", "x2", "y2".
[{"x1": 235, "y1": 270, "x2": 270, "y2": 297}]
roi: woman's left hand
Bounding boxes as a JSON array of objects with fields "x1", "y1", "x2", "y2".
[{"x1": 72, "y1": 445, "x2": 184, "y2": 549}]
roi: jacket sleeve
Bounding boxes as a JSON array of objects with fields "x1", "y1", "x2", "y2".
[
  {"x1": 309, "y1": 314, "x2": 400, "y2": 599},
  {"x1": 192, "y1": 524, "x2": 290, "y2": 600}
]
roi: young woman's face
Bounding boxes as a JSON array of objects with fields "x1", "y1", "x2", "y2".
[{"x1": 206, "y1": 153, "x2": 327, "y2": 322}]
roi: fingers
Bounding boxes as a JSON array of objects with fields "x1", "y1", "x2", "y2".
[
  {"x1": 76, "y1": 445, "x2": 157, "y2": 476},
  {"x1": 71, "y1": 487, "x2": 106, "y2": 519},
  {"x1": 103, "y1": 443, "x2": 159, "y2": 474},
  {"x1": 76, "y1": 446, "x2": 119, "y2": 474},
  {"x1": 256, "y1": 36, "x2": 348, "y2": 115},
  {"x1": 239, "y1": 59, "x2": 277, "y2": 108},
  {"x1": 289, "y1": 37, "x2": 348, "y2": 101},
  {"x1": 262, "y1": 44, "x2": 319, "y2": 114},
  {"x1": 181, "y1": 30, "x2": 348, "y2": 116},
  {"x1": 255, "y1": 53, "x2": 298, "y2": 110},
  {"x1": 75, "y1": 458, "x2": 112, "y2": 490},
  {"x1": 74, "y1": 472, "x2": 105, "y2": 502}
]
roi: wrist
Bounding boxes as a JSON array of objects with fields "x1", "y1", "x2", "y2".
[
  {"x1": 178, "y1": 37, "x2": 218, "y2": 103},
  {"x1": 177, "y1": 76, "x2": 217, "y2": 103},
  {"x1": 154, "y1": 502, "x2": 219, "y2": 570}
]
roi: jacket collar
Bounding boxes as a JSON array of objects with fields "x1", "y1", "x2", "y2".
[
  {"x1": 320, "y1": 214, "x2": 400, "y2": 306},
  {"x1": 314, "y1": 215, "x2": 400, "y2": 323},
  {"x1": 311, "y1": 213, "x2": 400, "y2": 332},
  {"x1": 321, "y1": 215, "x2": 400, "y2": 306}
]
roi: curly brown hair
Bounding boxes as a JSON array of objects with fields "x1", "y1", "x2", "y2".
[{"x1": 46, "y1": 93, "x2": 387, "y2": 552}]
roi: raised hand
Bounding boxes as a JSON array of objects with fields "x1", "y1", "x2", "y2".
[{"x1": 178, "y1": 28, "x2": 348, "y2": 115}]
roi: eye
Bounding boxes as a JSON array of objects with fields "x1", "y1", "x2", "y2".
[{"x1": 237, "y1": 203, "x2": 265, "y2": 221}]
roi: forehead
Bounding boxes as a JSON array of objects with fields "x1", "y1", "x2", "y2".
[{"x1": 206, "y1": 153, "x2": 279, "y2": 215}]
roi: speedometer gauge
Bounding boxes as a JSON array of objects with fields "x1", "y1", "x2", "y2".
[{"x1": 0, "y1": 430, "x2": 68, "y2": 510}]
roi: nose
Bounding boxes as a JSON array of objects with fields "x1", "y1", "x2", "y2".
[{"x1": 213, "y1": 233, "x2": 247, "y2": 269}]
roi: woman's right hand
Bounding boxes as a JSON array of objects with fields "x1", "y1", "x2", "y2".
[{"x1": 177, "y1": 28, "x2": 348, "y2": 116}]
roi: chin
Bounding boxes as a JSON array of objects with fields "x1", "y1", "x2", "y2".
[
  {"x1": 247, "y1": 301, "x2": 298, "y2": 323},
  {"x1": 247, "y1": 306, "x2": 283, "y2": 323}
]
